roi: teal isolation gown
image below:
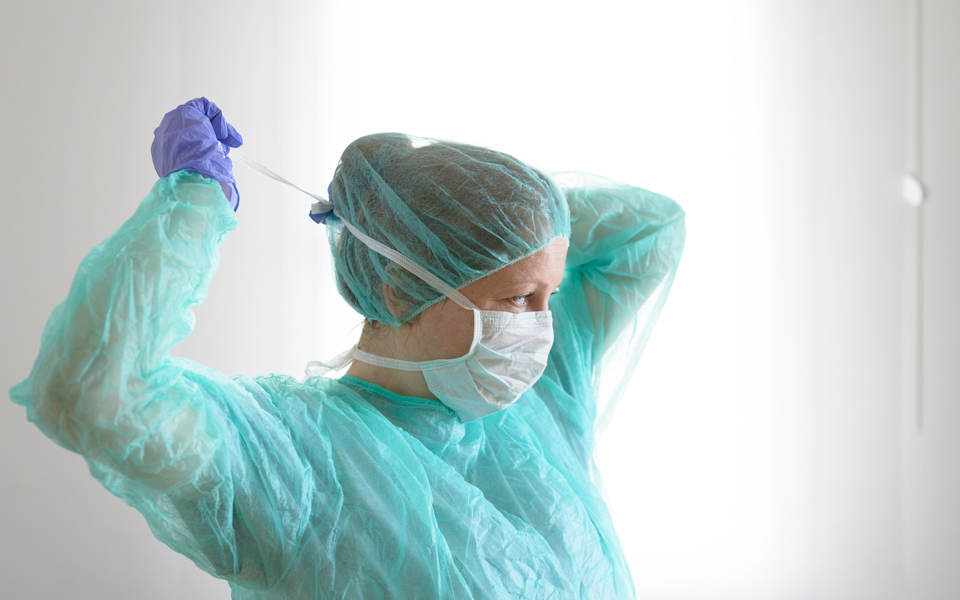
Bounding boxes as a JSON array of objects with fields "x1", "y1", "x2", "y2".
[{"x1": 11, "y1": 169, "x2": 684, "y2": 599}]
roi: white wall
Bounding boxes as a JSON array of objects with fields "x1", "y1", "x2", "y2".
[
  {"x1": 902, "y1": 0, "x2": 960, "y2": 598},
  {"x1": 1, "y1": 1, "x2": 958, "y2": 599},
  {"x1": 808, "y1": 1, "x2": 908, "y2": 597}
]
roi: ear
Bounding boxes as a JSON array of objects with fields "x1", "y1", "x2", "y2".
[
  {"x1": 382, "y1": 281, "x2": 406, "y2": 318},
  {"x1": 381, "y1": 262, "x2": 412, "y2": 318}
]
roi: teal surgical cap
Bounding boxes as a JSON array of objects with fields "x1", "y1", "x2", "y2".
[{"x1": 325, "y1": 133, "x2": 571, "y2": 327}]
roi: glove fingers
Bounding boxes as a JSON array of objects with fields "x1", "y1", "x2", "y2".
[
  {"x1": 216, "y1": 121, "x2": 243, "y2": 148},
  {"x1": 194, "y1": 97, "x2": 243, "y2": 148}
]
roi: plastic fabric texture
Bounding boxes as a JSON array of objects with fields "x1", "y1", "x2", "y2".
[
  {"x1": 10, "y1": 165, "x2": 685, "y2": 599},
  {"x1": 326, "y1": 133, "x2": 571, "y2": 327}
]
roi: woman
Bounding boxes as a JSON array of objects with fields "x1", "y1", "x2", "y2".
[{"x1": 11, "y1": 99, "x2": 685, "y2": 599}]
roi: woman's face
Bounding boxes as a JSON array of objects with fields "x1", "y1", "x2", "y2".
[{"x1": 404, "y1": 238, "x2": 568, "y2": 361}]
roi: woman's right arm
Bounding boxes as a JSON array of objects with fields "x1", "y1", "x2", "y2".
[
  {"x1": 13, "y1": 98, "x2": 247, "y2": 491},
  {"x1": 12, "y1": 171, "x2": 237, "y2": 488},
  {"x1": 9, "y1": 171, "x2": 313, "y2": 588}
]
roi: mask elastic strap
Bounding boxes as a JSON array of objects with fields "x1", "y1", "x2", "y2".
[
  {"x1": 303, "y1": 345, "x2": 357, "y2": 380},
  {"x1": 334, "y1": 220, "x2": 477, "y2": 311},
  {"x1": 231, "y1": 149, "x2": 335, "y2": 221},
  {"x1": 232, "y1": 149, "x2": 477, "y2": 311}
]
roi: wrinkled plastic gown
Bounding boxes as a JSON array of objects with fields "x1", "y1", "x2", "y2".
[{"x1": 11, "y1": 169, "x2": 684, "y2": 599}]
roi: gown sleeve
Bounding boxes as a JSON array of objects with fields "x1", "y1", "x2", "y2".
[
  {"x1": 8, "y1": 171, "x2": 313, "y2": 589},
  {"x1": 539, "y1": 171, "x2": 686, "y2": 456}
]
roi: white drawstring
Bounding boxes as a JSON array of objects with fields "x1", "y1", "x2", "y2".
[
  {"x1": 303, "y1": 345, "x2": 357, "y2": 382},
  {"x1": 231, "y1": 148, "x2": 476, "y2": 310},
  {"x1": 231, "y1": 148, "x2": 334, "y2": 220},
  {"x1": 232, "y1": 148, "x2": 478, "y2": 380}
]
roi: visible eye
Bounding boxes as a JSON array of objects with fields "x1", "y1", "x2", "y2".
[{"x1": 503, "y1": 287, "x2": 560, "y2": 310}]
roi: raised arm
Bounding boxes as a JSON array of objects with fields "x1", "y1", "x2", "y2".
[
  {"x1": 9, "y1": 102, "x2": 308, "y2": 587},
  {"x1": 540, "y1": 171, "x2": 685, "y2": 448},
  {"x1": 12, "y1": 171, "x2": 238, "y2": 486}
]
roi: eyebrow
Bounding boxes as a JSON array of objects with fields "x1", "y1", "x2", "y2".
[{"x1": 497, "y1": 279, "x2": 562, "y2": 295}]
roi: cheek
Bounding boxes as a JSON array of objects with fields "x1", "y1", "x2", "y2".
[{"x1": 415, "y1": 303, "x2": 475, "y2": 359}]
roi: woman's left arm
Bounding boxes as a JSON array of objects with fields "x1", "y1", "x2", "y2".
[{"x1": 539, "y1": 171, "x2": 685, "y2": 444}]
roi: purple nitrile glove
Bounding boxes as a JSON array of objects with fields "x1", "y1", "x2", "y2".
[{"x1": 151, "y1": 98, "x2": 243, "y2": 211}]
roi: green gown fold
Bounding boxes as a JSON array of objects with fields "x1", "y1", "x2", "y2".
[{"x1": 11, "y1": 169, "x2": 684, "y2": 599}]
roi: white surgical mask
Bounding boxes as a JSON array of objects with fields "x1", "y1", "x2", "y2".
[{"x1": 354, "y1": 296, "x2": 554, "y2": 422}]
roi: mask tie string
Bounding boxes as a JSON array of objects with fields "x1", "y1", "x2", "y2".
[
  {"x1": 232, "y1": 149, "x2": 477, "y2": 382},
  {"x1": 231, "y1": 149, "x2": 335, "y2": 223},
  {"x1": 232, "y1": 148, "x2": 477, "y2": 310}
]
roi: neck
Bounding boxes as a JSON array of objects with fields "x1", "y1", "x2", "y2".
[{"x1": 345, "y1": 322, "x2": 435, "y2": 399}]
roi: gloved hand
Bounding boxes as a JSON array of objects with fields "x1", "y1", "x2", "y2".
[{"x1": 151, "y1": 97, "x2": 243, "y2": 211}]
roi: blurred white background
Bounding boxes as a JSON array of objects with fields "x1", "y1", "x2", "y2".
[{"x1": 1, "y1": 1, "x2": 958, "y2": 598}]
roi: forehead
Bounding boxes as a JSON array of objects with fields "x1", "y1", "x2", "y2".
[{"x1": 472, "y1": 238, "x2": 568, "y2": 291}]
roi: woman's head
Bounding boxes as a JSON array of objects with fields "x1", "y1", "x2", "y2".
[{"x1": 327, "y1": 133, "x2": 570, "y2": 326}]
